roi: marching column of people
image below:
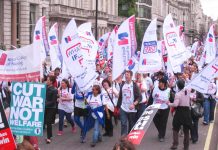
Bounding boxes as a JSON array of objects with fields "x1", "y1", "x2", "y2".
[{"x1": 17, "y1": 58, "x2": 216, "y2": 149}]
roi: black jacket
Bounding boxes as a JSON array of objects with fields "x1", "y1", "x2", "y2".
[
  {"x1": 117, "y1": 81, "x2": 142, "y2": 108},
  {"x1": 46, "y1": 86, "x2": 58, "y2": 108}
]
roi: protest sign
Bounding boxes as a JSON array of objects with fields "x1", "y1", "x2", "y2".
[
  {"x1": 205, "y1": 24, "x2": 216, "y2": 64},
  {"x1": 0, "y1": 44, "x2": 40, "y2": 82},
  {"x1": 127, "y1": 104, "x2": 161, "y2": 145},
  {"x1": 9, "y1": 82, "x2": 46, "y2": 136},
  {"x1": 48, "y1": 23, "x2": 62, "y2": 70},
  {"x1": 0, "y1": 100, "x2": 16, "y2": 149},
  {"x1": 61, "y1": 19, "x2": 97, "y2": 91},
  {"x1": 112, "y1": 15, "x2": 136, "y2": 80},
  {"x1": 163, "y1": 14, "x2": 187, "y2": 73},
  {"x1": 187, "y1": 57, "x2": 218, "y2": 93},
  {"x1": 138, "y1": 19, "x2": 162, "y2": 73}
]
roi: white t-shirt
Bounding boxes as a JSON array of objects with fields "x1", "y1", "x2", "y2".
[
  {"x1": 121, "y1": 82, "x2": 136, "y2": 112},
  {"x1": 87, "y1": 94, "x2": 106, "y2": 119},
  {"x1": 102, "y1": 87, "x2": 118, "y2": 112},
  {"x1": 136, "y1": 81, "x2": 148, "y2": 104},
  {"x1": 152, "y1": 87, "x2": 170, "y2": 109},
  {"x1": 58, "y1": 88, "x2": 74, "y2": 113},
  {"x1": 144, "y1": 77, "x2": 153, "y2": 92}
]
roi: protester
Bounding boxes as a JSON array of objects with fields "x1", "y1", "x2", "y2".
[
  {"x1": 168, "y1": 79, "x2": 192, "y2": 150},
  {"x1": 86, "y1": 85, "x2": 106, "y2": 147},
  {"x1": 57, "y1": 79, "x2": 76, "y2": 135},
  {"x1": 113, "y1": 137, "x2": 136, "y2": 150},
  {"x1": 73, "y1": 83, "x2": 91, "y2": 143},
  {"x1": 203, "y1": 80, "x2": 217, "y2": 125},
  {"x1": 135, "y1": 72, "x2": 148, "y2": 119},
  {"x1": 117, "y1": 70, "x2": 142, "y2": 136},
  {"x1": 102, "y1": 78, "x2": 119, "y2": 137},
  {"x1": 44, "y1": 75, "x2": 58, "y2": 143},
  {"x1": 148, "y1": 78, "x2": 172, "y2": 142}
]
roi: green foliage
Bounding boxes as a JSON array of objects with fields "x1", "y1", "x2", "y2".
[{"x1": 118, "y1": 0, "x2": 136, "y2": 17}]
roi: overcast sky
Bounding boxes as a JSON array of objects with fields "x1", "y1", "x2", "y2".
[{"x1": 200, "y1": 0, "x2": 218, "y2": 20}]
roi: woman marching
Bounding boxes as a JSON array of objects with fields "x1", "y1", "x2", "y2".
[
  {"x1": 57, "y1": 79, "x2": 76, "y2": 135},
  {"x1": 167, "y1": 79, "x2": 192, "y2": 150},
  {"x1": 101, "y1": 78, "x2": 119, "y2": 137},
  {"x1": 86, "y1": 85, "x2": 106, "y2": 147},
  {"x1": 44, "y1": 75, "x2": 58, "y2": 143}
]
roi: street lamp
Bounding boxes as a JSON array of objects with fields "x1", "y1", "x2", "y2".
[
  {"x1": 183, "y1": 11, "x2": 185, "y2": 32},
  {"x1": 95, "y1": 0, "x2": 98, "y2": 40}
]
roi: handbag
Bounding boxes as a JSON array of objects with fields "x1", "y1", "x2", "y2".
[
  {"x1": 105, "y1": 88, "x2": 120, "y2": 117},
  {"x1": 191, "y1": 102, "x2": 204, "y2": 118}
]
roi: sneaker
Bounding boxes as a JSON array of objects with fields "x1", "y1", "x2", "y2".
[
  {"x1": 72, "y1": 126, "x2": 76, "y2": 133},
  {"x1": 64, "y1": 121, "x2": 68, "y2": 128},
  {"x1": 159, "y1": 138, "x2": 164, "y2": 142},
  {"x1": 57, "y1": 131, "x2": 63, "y2": 136},
  {"x1": 210, "y1": 120, "x2": 214, "y2": 123},
  {"x1": 46, "y1": 139, "x2": 51, "y2": 144},
  {"x1": 170, "y1": 145, "x2": 177, "y2": 149},
  {"x1": 90, "y1": 142, "x2": 96, "y2": 147},
  {"x1": 203, "y1": 121, "x2": 208, "y2": 125},
  {"x1": 80, "y1": 137, "x2": 86, "y2": 143}
]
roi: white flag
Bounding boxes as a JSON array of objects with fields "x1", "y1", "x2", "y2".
[
  {"x1": 112, "y1": 15, "x2": 136, "y2": 80},
  {"x1": 138, "y1": 19, "x2": 162, "y2": 73},
  {"x1": 163, "y1": 14, "x2": 187, "y2": 73},
  {"x1": 187, "y1": 57, "x2": 218, "y2": 93},
  {"x1": 48, "y1": 23, "x2": 62, "y2": 70},
  {"x1": 78, "y1": 22, "x2": 98, "y2": 70},
  {"x1": 33, "y1": 16, "x2": 48, "y2": 62},
  {"x1": 205, "y1": 24, "x2": 216, "y2": 64},
  {"x1": 107, "y1": 26, "x2": 118, "y2": 61},
  {"x1": 61, "y1": 19, "x2": 97, "y2": 91}
]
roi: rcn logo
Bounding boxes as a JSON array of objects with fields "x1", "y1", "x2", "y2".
[
  {"x1": 208, "y1": 33, "x2": 213, "y2": 42},
  {"x1": 35, "y1": 30, "x2": 40, "y2": 40},
  {"x1": 65, "y1": 36, "x2": 72, "y2": 43},
  {"x1": 0, "y1": 53, "x2": 7, "y2": 65},
  {"x1": 128, "y1": 59, "x2": 135, "y2": 70},
  {"x1": 118, "y1": 32, "x2": 129, "y2": 46},
  {"x1": 49, "y1": 35, "x2": 57, "y2": 45}
]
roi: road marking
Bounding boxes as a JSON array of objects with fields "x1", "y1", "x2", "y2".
[{"x1": 204, "y1": 104, "x2": 217, "y2": 150}]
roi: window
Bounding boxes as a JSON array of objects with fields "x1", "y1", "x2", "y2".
[
  {"x1": 138, "y1": 5, "x2": 151, "y2": 19},
  {"x1": 139, "y1": 20, "x2": 150, "y2": 33},
  {"x1": 29, "y1": 4, "x2": 36, "y2": 43},
  {"x1": 138, "y1": 0, "x2": 152, "y2": 6},
  {"x1": 42, "y1": 7, "x2": 46, "y2": 16}
]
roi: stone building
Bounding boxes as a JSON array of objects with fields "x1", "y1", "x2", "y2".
[{"x1": 0, "y1": 0, "x2": 124, "y2": 49}]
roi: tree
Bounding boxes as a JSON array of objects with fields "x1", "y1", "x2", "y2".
[{"x1": 118, "y1": 0, "x2": 142, "y2": 51}]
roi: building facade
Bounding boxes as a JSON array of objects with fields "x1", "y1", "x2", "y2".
[
  {"x1": 0, "y1": 0, "x2": 124, "y2": 49},
  {"x1": 152, "y1": 0, "x2": 215, "y2": 45},
  {"x1": 136, "y1": 0, "x2": 152, "y2": 33}
]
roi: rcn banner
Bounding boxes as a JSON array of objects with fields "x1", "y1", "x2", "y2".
[
  {"x1": 187, "y1": 57, "x2": 218, "y2": 93},
  {"x1": 163, "y1": 14, "x2": 187, "y2": 73},
  {"x1": 127, "y1": 104, "x2": 161, "y2": 145},
  {"x1": 78, "y1": 22, "x2": 98, "y2": 70},
  {"x1": 0, "y1": 44, "x2": 40, "y2": 81},
  {"x1": 112, "y1": 15, "x2": 136, "y2": 80},
  {"x1": 0, "y1": 101, "x2": 16, "y2": 149},
  {"x1": 9, "y1": 82, "x2": 46, "y2": 136},
  {"x1": 48, "y1": 23, "x2": 62, "y2": 70},
  {"x1": 107, "y1": 26, "x2": 118, "y2": 61},
  {"x1": 205, "y1": 24, "x2": 216, "y2": 64},
  {"x1": 61, "y1": 19, "x2": 97, "y2": 91},
  {"x1": 138, "y1": 19, "x2": 162, "y2": 73},
  {"x1": 33, "y1": 16, "x2": 49, "y2": 61}
]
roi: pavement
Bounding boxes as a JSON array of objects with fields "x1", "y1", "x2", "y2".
[{"x1": 38, "y1": 105, "x2": 218, "y2": 150}]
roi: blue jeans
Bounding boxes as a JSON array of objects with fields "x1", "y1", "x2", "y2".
[
  {"x1": 203, "y1": 98, "x2": 216, "y2": 124},
  {"x1": 93, "y1": 119, "x2": 101, "y2": 143},
  {"x1": 120, "y1": 108, "x2": 137, "y2": 136},
  {"x1": 74, "y1": 115, "x2": 88, "y2": 139},
  {"x1": 58, "y1": 109, "x2": 75, "y2": 131}
]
